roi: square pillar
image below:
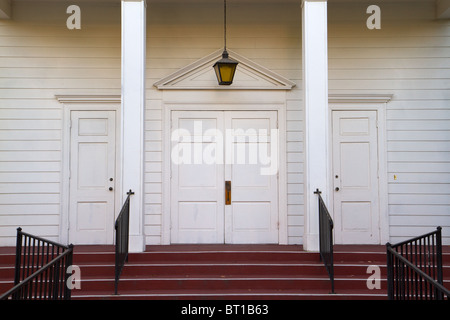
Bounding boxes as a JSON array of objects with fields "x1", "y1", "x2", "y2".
[
  {"x1": 121, "y1": 0, "x2": 146, "y2": 252},
  {"x1": 302, "y1": 0, "x2": 329, "y2": 252}
]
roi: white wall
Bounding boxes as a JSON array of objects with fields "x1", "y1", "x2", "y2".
[
  {"x1": 328, "y1": 1, "x2": 450, "y2": 244},
  {"x1": 0, "y1": 2, "x2": 121, "y2": 245}
]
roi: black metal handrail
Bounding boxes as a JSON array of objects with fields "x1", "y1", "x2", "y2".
[
  {"x1": 0, "y1": 228, "x2": 74, "y2": 300},
  {"x1": 386, "y1": 227, "x2": 449, "y2": 300},
  {"x1": 114, "y1": 189, "x2": 134, "y2": 295},
  {"x1": 314, "y1": 189, "x2": 335, "y2": 294}
]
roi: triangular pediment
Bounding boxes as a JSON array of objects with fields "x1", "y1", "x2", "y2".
[{"x1": 154, "y1": 49, "x2": 296, "y2": 90}]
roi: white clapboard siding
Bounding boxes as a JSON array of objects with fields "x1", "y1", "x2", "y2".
[
  {"x1": 328, "y1": 1, "x2": 450, "y2": 244},
  {"x1": 144, "y1": 97, "x2": 163, "y2": 244},
  {"x1": 0, "y1": 2, "x2": 121, "y2": 245}
]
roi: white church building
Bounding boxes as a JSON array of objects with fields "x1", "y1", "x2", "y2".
[{"x1": 0, "y1": 0, "x2": 449, "y2": 252}]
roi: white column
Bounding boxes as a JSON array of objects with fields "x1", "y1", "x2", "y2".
[
  {"x1": 302, "y1": 0, "x2": 329, "y2": 252},
  {"x1": 121, "y1": 0, "x2": 146, "y2": 252}
]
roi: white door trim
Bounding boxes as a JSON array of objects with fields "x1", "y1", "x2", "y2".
[
  {"x1": 162, "y1": 103, "x2": 288, "y2": 245},
  {"x1": 60, "y1": 101, "x2": 121, "y2": 245},
  {"x1": 329, "y1": 97, "x2": 389, "y2": 245}
]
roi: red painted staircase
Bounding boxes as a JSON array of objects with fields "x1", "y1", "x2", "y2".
[
  {"x1": 2, "y1": 245, "x2": 449, "y2": 300},
  {"x1": 71, "y1": 245, "x2": 389, "y2": 300}
]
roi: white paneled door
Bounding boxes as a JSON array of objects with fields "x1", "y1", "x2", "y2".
[
  {"x1": 69, "y1": 111, "x2": 117, "y2": 244},
  {"x1": 332, "y1": 110, "x2": 380, "y2": 244},
  {"x1": 171, "y1": 111, "x2": 279, "y2": 244}
]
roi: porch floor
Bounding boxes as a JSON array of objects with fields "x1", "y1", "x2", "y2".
[{"x1": 69, "y1": 244, "x2": 386, "y2": 252}]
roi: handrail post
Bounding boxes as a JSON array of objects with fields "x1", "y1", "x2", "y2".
[
  {"x1": 314, "y1": 189, "x2": 335, "y2": 294},
  {"x1": 436, "y1": 226, "x2": 443, "y2": 285},
  {"x1": 14, "y1": 227, "x2": 23, "y2": 286},
  {"x1": 386, "y1": 242, "x2": 394, "y2": 300},
  {"x1": 435, "y1": 227, "x2": 443, "y2": 300},
  {"x1": 12, "y1": 227, "x2": 23, "y2": 300},
  {"x1": 114, "y1": 189, "x2": 134, "y2": 295},
  {"x1": 64, "y1": 244, "x2": 74, "y2": 300}
]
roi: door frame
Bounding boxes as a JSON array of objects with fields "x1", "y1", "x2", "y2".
[
  {"x1": 162, "y1": 102, "x2": 288, "y2": 245},
  {"x1": 59, "y1": 96, "x2": 122, "y2": 245},
  {"x1": 328, "y1": 94, "x2": 391, "y2": 245}
]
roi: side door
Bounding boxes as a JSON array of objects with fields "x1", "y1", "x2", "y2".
[
  {"x1": 332, "y1": 110, "x2": 380, "y2": 244},
  {"x1": 69, "y1": 110, "x2": 117, "y2": 244}
]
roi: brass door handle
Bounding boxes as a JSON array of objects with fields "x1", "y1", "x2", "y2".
[{"x1": 225, "y1": 181, "x2": 231, "y2": 205}]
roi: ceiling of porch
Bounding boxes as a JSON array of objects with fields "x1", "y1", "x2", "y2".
[
  {"x1": 8, "y1": 0, "x2": 440, "y2": 3},
  {"x1": 4, "y1": 0, "x2": 449, "y2": 20}
]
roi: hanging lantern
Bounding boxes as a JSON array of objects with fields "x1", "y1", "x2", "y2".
[
  {"x1": 214, "y1": 0, "x2": 238, "y2": 85},
  {"x1": 213, "y1": 50, "x2": 238, "y2": 85}
]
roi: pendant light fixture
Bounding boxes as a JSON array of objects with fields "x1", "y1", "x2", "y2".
[{"x1": 213, "y1": 0, "x2": 238, "y2": 85}]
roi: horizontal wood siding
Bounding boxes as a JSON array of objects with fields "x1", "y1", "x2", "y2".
[
  {"x1": 0, "y1": 2, "x2": 121, "y2": 245},
  {"x1": 328, "y1": 1, "x2": 450, "y2": 244},
  {"x1": 0, "y1": 1, "x2": 448, "y2": 246}
]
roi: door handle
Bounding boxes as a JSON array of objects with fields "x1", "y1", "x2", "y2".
[
  {"x1": 335, "y1": 187, "x2": 340, "y2": 192},
  {"x1": 109, "y1": 187, "x2": 114, "y2": 191},
  {"x1": 225, "y1": 181, "x2": 231, "y2": 205}
]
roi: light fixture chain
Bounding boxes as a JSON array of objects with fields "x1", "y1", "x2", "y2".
[
  {"x1": 224, "y1": 0, "x2": 227, "y2": 50},
  {"x1": 213, "y1": 0, "x2": 238, "y2": 86}
]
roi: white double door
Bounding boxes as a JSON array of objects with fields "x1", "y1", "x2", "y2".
[{"x1": 171, "y1": 111, "x2": 279, "y2": 244}]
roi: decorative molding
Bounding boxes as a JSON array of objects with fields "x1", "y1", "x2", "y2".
[
  {"x1": 55, "y1": 94, "x2": 393, "y2": 104},
  {"x1": 329, "y1": 94, "x2": 393, "y2": 104},
  {"x1": 56, "y1": 95, "x2": 121, "y2": 103},
  {"x1": 154, "y1": 49, "x2": 296, "y2": 90}
]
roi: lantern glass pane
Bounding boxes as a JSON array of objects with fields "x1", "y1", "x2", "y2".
[
  {"x1": 219, "y1": 64, "x2": 235, "y2": 83},
  {"x1": 214, "y1": 64, "x2": 221, "y2": 83}
]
